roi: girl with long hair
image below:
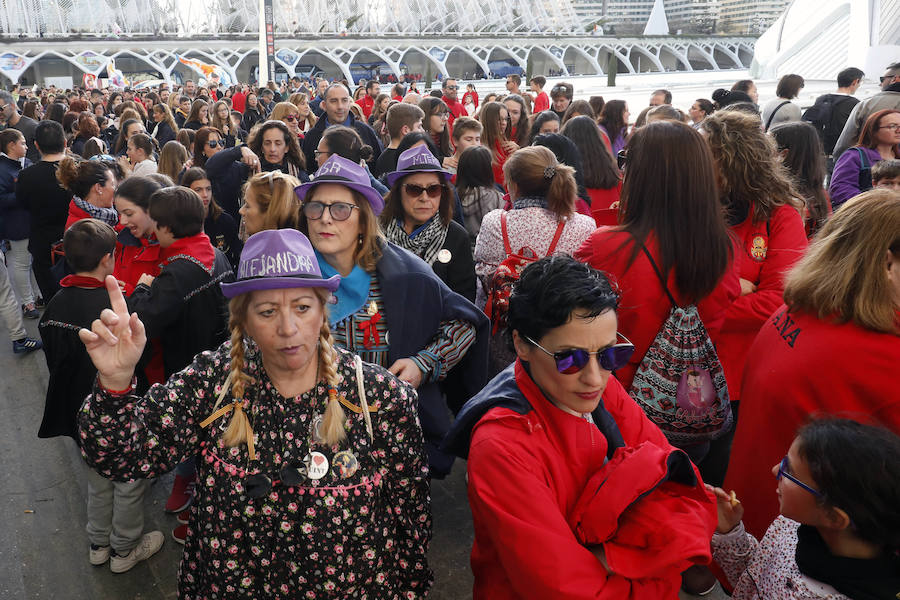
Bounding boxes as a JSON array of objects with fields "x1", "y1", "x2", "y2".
[
  {"x1": 503, "y1": 94, "x2": 530, "y2": 148},
  {"x1": 478, "y1": 101, "x2": 514, "y2": 188},
  {"x1": 770, "y1": 121, "x2": 831, "y2": 238},
  {"x1": 598, "y1": 99, "x2": 630, "y2": 156},
  {"x1": 455, "y1": 145, "x2": 505, "y2": 249},
  {"x1": 561, "y1": 115, "x2": 622, "y2": 224},
  {"x1": 182, "y1": 99, "x2": 209, "y2": 130},
  {"x1": 418, "y1": 97, "x2": 452, "y2": 161}
]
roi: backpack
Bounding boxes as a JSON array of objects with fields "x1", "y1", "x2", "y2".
[
  {"x1": 484, "y1": 211, "x2": 565, "y2": 335},
  {"x1": 628, "y1": 245, "x2": 732, "y2": 446},
  {"x1": 855, "y1": 147, "x2": 873, "y2": 192},
  {"x1": 802, "y1": 94, "x2": 856, "y2": 154}
]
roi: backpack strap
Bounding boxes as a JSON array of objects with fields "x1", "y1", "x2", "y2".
[
  {"x1": 639, "y1": 243, "x2": 678, "y2": 308},
  {"x1": 855, "y1": 147, "x2": 871, "y2": 169},
  {"x1": 765, "y1": 101, "x2": 790, "y2": 131},
  {"x1": 545, "y1": 219, "x2": 566, "y2": 256},
  {"x1": 500, "y1": 211, "x2": 513, "y2": 256}
]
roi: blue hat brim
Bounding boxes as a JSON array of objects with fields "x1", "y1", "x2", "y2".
[
  {"x1": 385, "y1": 166, "x2": 453, "y2": 187},
  {"x1": 220, "y1": 273, "x2": 341, "y2": 299},
  {"x1": 295, "y1": 177, "x2": 385, "y2": 216}
]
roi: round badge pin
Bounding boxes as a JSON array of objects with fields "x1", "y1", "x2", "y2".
[
  {"x1": 332, "y1": 450, "x2": 360, "y2": 479},
  {"x1": 437, "y1": 249, "x2": 452, "y2": 263},
  {"x1": 304, "y1": 451, "x2": 329, "y2": 480}
]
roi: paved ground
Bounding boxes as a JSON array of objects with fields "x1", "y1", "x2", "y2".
[{"x1": 0, "y1": 316, "x2": 727, "y2": 599}]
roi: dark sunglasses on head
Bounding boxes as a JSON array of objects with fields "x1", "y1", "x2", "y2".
[
  {"x1": 302, "y1": 201, "x2": 358, "y2": 221},
  {"x1": 403, "y1": 182, "x2": 444, "y2": 198},
  {"x1": 283, "y1": 114, "x2": 298, "y2": 122},
  {"x1": 525, "y1": 333, "x2": 635, "y2": 374}
]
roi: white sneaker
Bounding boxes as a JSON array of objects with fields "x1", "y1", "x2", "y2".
[
  {"x1": 109, "y1": 531, "x2": 165, "y2": 574},
  {"x1": 89, "y1": 544, "x2": 110, "y2": 566}
]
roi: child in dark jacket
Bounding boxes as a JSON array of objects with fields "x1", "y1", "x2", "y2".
[
  {"x1": 125, "y1": 186, "x2": 232, "y2": 541},
  {"x1": 38, "y1": 219, "x2": 164, "y2": 572},
  {"x1": 709, "y1": 418, "x2": 900, "y2": 599}
]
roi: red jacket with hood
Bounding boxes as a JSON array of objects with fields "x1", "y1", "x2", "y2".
[{"x1": 443, "y1": 361, "x2": 717, "y2": 599}]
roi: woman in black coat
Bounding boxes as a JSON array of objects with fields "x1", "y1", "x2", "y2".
[
  {"x1": 380, "y1": 145, "x2": 476, "y2": 302},
  {"x1": 241, "y1": 92, "x2": 264, "y2": 133}
]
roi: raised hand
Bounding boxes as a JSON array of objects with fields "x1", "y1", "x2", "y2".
[{"x1": 78, "y1": 275, "x2": 147, "y2": 391}]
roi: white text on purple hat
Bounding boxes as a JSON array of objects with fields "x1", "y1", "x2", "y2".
[{"x1": 239, "y1": 252, "x2": 315, "y2": 279}]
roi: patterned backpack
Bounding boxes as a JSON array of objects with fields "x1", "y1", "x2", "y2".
[
  {"x1": 484, "y1": 211, "x2": 565, "y2": 334},
  {"x1": 628, "y1": 245, "x2": 732, "y2": 446}
]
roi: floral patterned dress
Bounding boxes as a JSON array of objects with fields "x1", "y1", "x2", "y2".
[{"x1": 78, "y1": 342, "x2": 433, "y2": 599}]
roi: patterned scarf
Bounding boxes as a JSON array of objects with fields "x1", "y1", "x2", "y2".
[
  {"x1": 513, "y1": 195, "x2": 549, "y2": 210},
  {"x1": 73, "y1": 196, "x2": 119, "y2": 227},
  {"x1": 382, "y1": 216, "x2": 449, "y2": 266}
]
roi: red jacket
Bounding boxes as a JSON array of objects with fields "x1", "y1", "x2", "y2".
[
  {"x1": 725, "y1": 307, "x2": 900, "y2": 538},
  {"x1": 587, "y1": 184, "x2": 622, "y2": 226},
  {"x1": 114, "y1": 230, "x2": 162, "y2": 297},
  {"x1": 447, "y1": 360, "x2": 705, "y2": 599},
  {"x1": 442, "y1": 96, "x2": 466, "y2": 130},
  {"x1": 232, "y1": 91, "x2": 246, "y2": 114},
  {"x1": 64, "y1": 200, "x2": 92, "y2": 231},
  {"x1": 533, "y1": 91, "x2": 550, "y2": 113},
  {"x1": 356, "y1": 95, "x2": 375, "y2": 120},
  {"x1": 716, "y1": 204, "x2": 807, "y2": 400},
  {"x1": 575, "y1": 230, "x2": 740, "y2": 390}
]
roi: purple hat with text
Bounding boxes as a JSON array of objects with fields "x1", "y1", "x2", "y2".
[
  {"x1": 220, "y1": 229, "x2": 340, "y2": 298},
  {"x1": 294, "y1": 154, "x2": 385, "y2": 215},
  {"x1": 386, "y1": 145, "x2": 453, "y2": 187}
]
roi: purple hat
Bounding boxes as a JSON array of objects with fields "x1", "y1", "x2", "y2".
[
  {"x1": 220, "y1": 229, "x2": 340, "y2": 298},
  {"x1": 294, "y1": 155, "x2": 385, "y2": 216},
  {"x1": 386, "y1": 145, "x2": 453, "y2": 187}
]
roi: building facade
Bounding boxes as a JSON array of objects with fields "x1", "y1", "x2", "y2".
[{"x1": 718, "y1": 0, "x2": 790, "y2": 34}]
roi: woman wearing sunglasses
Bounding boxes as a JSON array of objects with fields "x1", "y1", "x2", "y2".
[
  {"x1": 297, "y1": 154, "x2": 489, "y2": 477},
  {"x1": 77, "y1": 228, "x2": 434, "y2": 598},
  {"x1": 444, "y1": 255, "x2": 718, "y2": 599},
  {"x1": 381, "y1": 145, "x2": 475, "y2": 302},
  {"x1": 725, "y1": 189, "x2": 900, "y2": 539},
  {"x1": 575, "y1": 121, "x2": 739, "y2": 484},
  {"x1": 191, "y1": 126, "x2": 226, "y2": 170},
  {"x1": 270, "y1": 101, "x2": 303, "y2": 140}
]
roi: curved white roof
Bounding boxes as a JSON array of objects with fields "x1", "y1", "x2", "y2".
[{"x1": 751, "y1": 0, "x2": 899, "y2": 80}]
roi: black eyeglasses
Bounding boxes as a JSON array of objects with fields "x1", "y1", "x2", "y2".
[
  {"x1": 776, "y1": 456, "x2": 822, "y2": 498},
  {"x1": 302, "y1": 201, "x2": 358, "y2": 221},
  {"x1": 403, "y1": 183, "x2": 444, "y2": 198},
  {"x1": 207, "y1": 139, "x2": 225, "y2": 148},
  {"x1": 525, "y1": 333, "x2": 635, "y2": 374}
]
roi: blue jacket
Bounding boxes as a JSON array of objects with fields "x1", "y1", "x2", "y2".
[
  {"x1": 376, "y1": 241, "x2": 489, "y2": 477},
  {"x1": 0, "y1": 154, "x2": 32, "y2": 240}
]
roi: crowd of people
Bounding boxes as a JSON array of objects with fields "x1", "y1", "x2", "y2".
[{"x1": 1, "y1": 60, "x2": 899, "y2": 599}]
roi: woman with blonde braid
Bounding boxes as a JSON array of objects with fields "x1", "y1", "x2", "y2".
[{"x1": 77, "y1": 228, "x2": 434, "y2": 598}]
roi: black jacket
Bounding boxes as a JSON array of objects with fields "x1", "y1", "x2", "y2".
[
  {"x1": 0, "y1": 154, "x2": 31, "y2": 240},
  {"x1": 429, "y1": 220, "x2": 476, "y2": 303},
  {"x1": 38, "y1": 285, "x2": 111, "y2": 439},
  {"x1": 241, "y1": 107, "x2": 264, "y2": 133},
  {"x1": 16, "y1": 160, "x2": 71, "y2": 258},
  {"x1": 153, "y1": 121, "x2": 177, "y2": 147},
  {"x1": 128, "y1": 245, "x2": 233, "y2": 378},
  {"x1": 302, "y1": 114, "x2": 383, "y2": 172},
  {"x1": 204, "y1": 211, "x2": 242, "y2": 269}
]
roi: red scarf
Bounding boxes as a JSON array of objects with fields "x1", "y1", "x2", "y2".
[
  {"x1": 60, "y1": 274, "x2": 106, "y2": 288},
  {"x1": 161, "y1": 232, "x2": 215, "y2": 270}
]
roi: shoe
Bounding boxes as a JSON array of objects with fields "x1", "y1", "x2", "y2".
[
  {"x1": 164, "y1": 473, "x2": 196, "y2": 513},
  {"x1": 34, "y1": 297, "x2": 44, "y2": 308},
  {"x1": 89, "y1": 544, "x2": 110, "y2": 566},
  {"x1": 109, "y1": 531, "x2": 164, "y2": 574},
  {"x1": 176, "y1": 508, "x2": 190, "y2": 525},
  {"x1": 22, "y1": 304, "x2": 40, "y2": 319},
  {"x1": 12, "y1": 337, "x2": 42, "y2": 355},
  {"x1": 171, "y1": 524, "x2": 188, "y2": 545}
]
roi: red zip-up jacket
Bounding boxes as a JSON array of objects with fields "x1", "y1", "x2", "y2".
[
  {"x1": 575, "y1": 230, "x2": 740, "y2": 390},
  {"x1": 716, "y1": 204, "x2": 807, "y2": 400},
  {"x1": 452, "y1": 361, "x2": 707, "y2": 599}
]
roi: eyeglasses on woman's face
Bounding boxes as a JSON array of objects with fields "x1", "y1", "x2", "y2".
[
  {"x1": 403, "y1": 182, "x2": 444, "y2": 199},
  {"x1": 302, "y1": 201, "x2": 359, "y2": 221},
  {"x1": 776, "y1": 456, "x2": 823, "y2": 497}
]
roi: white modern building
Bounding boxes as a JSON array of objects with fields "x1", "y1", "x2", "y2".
[
  {"x1": 751, "y1": 0, "x2": 898, "y2": 81},
  {"x1": 719, "y1": 0, "x2": 790, "y2": 34}
]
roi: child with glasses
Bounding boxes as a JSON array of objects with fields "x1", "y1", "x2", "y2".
[{"x1": 709, "y1": 418, "x2": 900, "y2": 599}]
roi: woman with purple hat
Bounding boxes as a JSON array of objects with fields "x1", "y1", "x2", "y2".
[
  {"x1": 76, "y1": 229, "x2": 434, "y2": 598},
  {"x1": 296, "y1": 154, "x2": 489, "y2": 476},
  {"x1": 381, "y1": 145, "x2": 476, "y2": 301}
]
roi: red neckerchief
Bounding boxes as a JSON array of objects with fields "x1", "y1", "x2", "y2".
[
  {"x1": 60, "y1": 274, "x2": 106, "y2": 288},
  {"x1": 161, "y1": 232, "x2": 215, "y2": 270}
]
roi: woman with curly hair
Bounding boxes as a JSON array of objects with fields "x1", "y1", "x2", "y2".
[{"x1": 703, "y1": 110, "x2": 808, "y2": 406}]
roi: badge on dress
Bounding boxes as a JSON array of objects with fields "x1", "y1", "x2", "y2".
[
  {"x1": 437, "y1": 249, "x2": 452, "y2": 263},
  {"x1": 332, "y1": 450, "x2": 360, "y2": 478},
  {"x1": 304, "y1": 451, "x2": 329, "y2": 480}
]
